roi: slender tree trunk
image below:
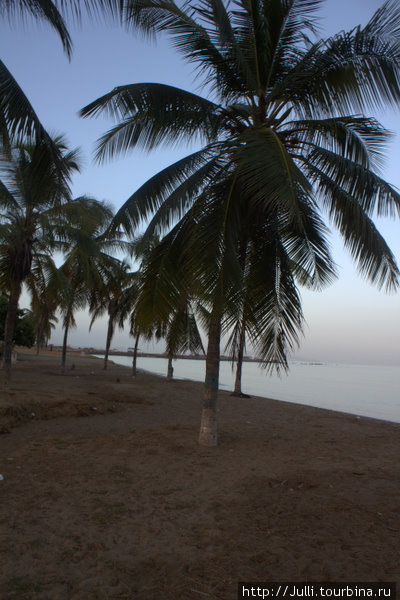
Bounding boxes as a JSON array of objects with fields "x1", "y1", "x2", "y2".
[
  {"x1": 198, "y1": 312, "x2": 221, "y2": 447},
  {"x1": 167, "y1": 352, "x2": 174, "y2": 380},
  {"x1": 36, "y1": 317, "x2": 45, "y2": 356},
  {"x1": 103, "y1": 316, "x2": 114, "y2": 370},
  {"x1": 2, "y1": 281, "x2": 22, "y2": 380},
  {"x1": 60, "y1": 319, "x2": 70, "y2": 375},
  {"x1": 232, "y1": 326, "x2": 246, "y2": 396},
  {"x1": 132, "y1": 334, "x2": 139, "y2": 377}
]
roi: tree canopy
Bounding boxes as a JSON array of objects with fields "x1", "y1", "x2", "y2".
[
  {"x1": 82, "y1": 0, "x2": 400, "y2": 445},
  {"x1": 0, "y1": 295, "x2": 35, "y2": 348}
]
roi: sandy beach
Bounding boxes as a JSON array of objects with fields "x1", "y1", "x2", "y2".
[{"x1": 0, "y1": 351, "x2": 399, "y2": 599}]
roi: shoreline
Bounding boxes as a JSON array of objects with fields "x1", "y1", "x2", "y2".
[
  {"x1": 104, "y1": 354, "x2": 400, "y2": 426},
  {"x1": 1, "y1": 352, "x2": 399, "y2": 598}
]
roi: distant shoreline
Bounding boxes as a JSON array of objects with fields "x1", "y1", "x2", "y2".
[{"x1": 49, "y1": 346, "x2": 265, "y2": 363}]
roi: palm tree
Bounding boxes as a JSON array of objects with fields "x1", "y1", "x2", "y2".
[
  {"x1": 0, "y1": 137, "x2": 79, "y2": 378},
  {"x1": 133, "y1": 232, "x2": 205, "y2": 378},
  {"x1": 89, "y1": 260, "x2": 138, "y2": 370},
  {"x1": 57, "y1": 270, "x2": 86, "y2": 374},
  {"x1": 129, "y1": 310, "x2": 162, "y2": 377},
  {"x1": 82, "y1": 0, "x2": 400, "y2": 445},
  {"x1": 58, "y1": 198, "x2": 127, "y2": 374},
  {"x1": 27, "y1": 256, "x2": 61, "y2": 354},
  {"x1": 164, "y1": 296, "x2": 205, "y2": 379}
]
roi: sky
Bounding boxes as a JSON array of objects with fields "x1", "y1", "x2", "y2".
[{"x1": 1, "y1": 0, "x2": 400, "y2": 366}]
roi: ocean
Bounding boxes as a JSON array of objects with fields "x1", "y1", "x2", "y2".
[{"x1": 98, "y1": 355, "x2": 400, "y2": 424}]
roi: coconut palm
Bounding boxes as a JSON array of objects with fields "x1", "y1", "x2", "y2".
[
  {"x1": 27, "y1": 256, "x2": 61, "y2": 354},
  {"x1": 129, "y1": 310, "x2": 163, "y2": 376},
  {"x1": 57, "y1": 269, "x2": 86, "y2": 374},
  {"x1": 133, "y1": 232, "x2": 206, "y2": 378},
  {"x1": 82, "y1": 0, "x2": 400, "y2": 445},
  {"x1": 164, "y1": 296, "x2": 205, "y2": 379},
  {"x1": 89, "y1": 260, "x2": 139, "y2": 370},
  {"x1": 0, "y1": 137, "x2": 79, "y2": 378},
  {"x1": 58, "y1": 198, "x2": 127, "y2": 374}
]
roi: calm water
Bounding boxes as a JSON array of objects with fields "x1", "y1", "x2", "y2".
[{"x1": 99, "y1": 355, "x2": 400, "y2": 424}]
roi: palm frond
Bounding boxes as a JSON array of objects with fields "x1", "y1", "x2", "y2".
[
  {"x1": 80, "y1": 83, "x2": 223, "y2": 161},
  {"x1": 112, "y1": 145, "x2": 223, "y2": 234},
  {"x1": 1, "y1": 0, "x2": 72, "y2": 57},
  {"x1": 306, "y1": 147, "x2": 400, "y2": 218},
  {"x1": 0, "y1": 61, "x2": 64, "y2": 152},
  {"x1": 123, "y1": 0, "x2": 247, "y2": 99},
  {"x1": 288, "y1": 115, "x2": 391, "y2": 172}
]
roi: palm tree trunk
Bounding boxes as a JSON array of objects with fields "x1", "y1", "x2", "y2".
[
  {"x1": 2, "y1": 281, "x2": 22, "y2": 380},
  {"x1": 167, "y1": 352, "x2": 174, "y2": 380},
  {"x1": 232, "y1": 326, "x2": 246, "y2": 396},
  {"x1": 198, "y1": 312, "x2": 221, "y2": 447},
  {"x1": 103, "y1": 316, "x2": 114, "y2": 370},
  {"x1": 132, "y1": 334, "x2": 139, "y2": 376},
  {"x1": 36, "y1": 317, "x2": 45, "y2": 356},
  {"x1": 60, "y1": 319, "x2": 70, "y2": 375}
]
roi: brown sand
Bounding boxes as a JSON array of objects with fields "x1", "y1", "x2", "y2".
[{"x1": 0, "y1": 351, "x2": 399, "y2": 600}]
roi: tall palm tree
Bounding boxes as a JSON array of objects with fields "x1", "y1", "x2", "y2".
[
  {"x1": 58, "y1": 198, "x2": 127, "y2": 374},
  {"x1": 0, "y1": 137, "x2": 79, "y2": 378},
  {"x1": 82, "y1": 0, "x2": 400, "y2": 445},
  {"x1": 89, "y1": 260, "x2": 138, "y2": 370},
  {"x1": 133, "y1": 232, "x2": 205, "y2": 378},
  {"x1": 27, "y1": 256, "x2": 61, "y2": 354},
  {"x1": 164, "y1": 296, "x2": 205, "y2": 379}
]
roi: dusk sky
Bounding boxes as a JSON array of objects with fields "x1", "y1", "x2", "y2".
[{"x1": 2, "y1": 0, "x2": 400, "y2": 365}]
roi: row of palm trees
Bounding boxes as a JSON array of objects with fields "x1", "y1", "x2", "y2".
[
  {"x1": 2, "y1": 0, "x2": 400, "y2": 447},
  {"x1": 0, "y1": 139, "x2": 116, "y2": 374},
  {"x1": 0, "y1": 136, "x2": 207, "y2": 380},
  {"x1": 80, "y1": 0, "x2": 400, "y2": 446}
]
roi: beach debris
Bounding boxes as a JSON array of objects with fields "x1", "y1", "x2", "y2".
[
  {"x1": 0, "y1": 474, "x2": 4, "y2": 481},
  {"x1": 91, "y1": 407, "x2": 98, "y2": 411},
  {"x1": 7, "y1": 457, "x2": 14, "y2": 461},
  {"x1": 190, "y1": 589, "x2": 213, "y2": 597},
  {"x1": 31, "y1": 412, "x2": 35, "y2": 417}
]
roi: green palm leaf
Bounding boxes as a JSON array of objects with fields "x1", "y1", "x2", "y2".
[
  {"x1": 0, "y1": 61, "x2": 63, "y2": 152},
  {"x1": 1, "y1": 0, "x2": 72, "y2": 57},
  {"x1": 81, "y1": 83, "x2": 225, "y2": 160}
]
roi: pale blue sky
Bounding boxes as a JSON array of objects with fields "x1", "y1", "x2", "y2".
[{"x1": 1, "y1": 0, "x2": 400, "y2": 365}]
